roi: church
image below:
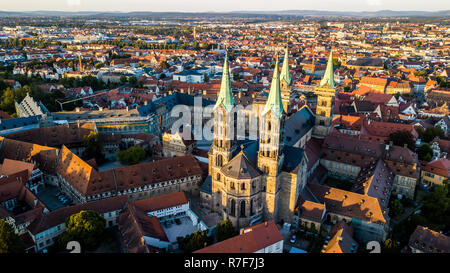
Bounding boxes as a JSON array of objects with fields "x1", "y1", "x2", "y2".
[{"x1": 200, "y1": 47, "x2": 336, "y2": 229}]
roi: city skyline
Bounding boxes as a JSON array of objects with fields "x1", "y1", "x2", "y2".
[{"x1": 1, "y1": 0, "x2": 449, "y2": 12}]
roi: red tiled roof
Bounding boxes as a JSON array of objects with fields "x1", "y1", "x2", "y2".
[{"x1": 195, "y1": 221, "x2": 283, "y2": 253}]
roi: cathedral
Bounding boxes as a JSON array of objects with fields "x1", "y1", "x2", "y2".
[{"x1": 200, "y1": 47, "x2": 324, "y2": 229}]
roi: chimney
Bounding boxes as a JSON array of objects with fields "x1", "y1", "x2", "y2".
[
  {"x1": 144, "y1": 101, "x2": 148, "y2": 106},
  {"x1": 126, "y1": 106, "x2": 129, "y2": 111},
  {"x1": 238, "y1": 91, "x2": 242, "y2": 98},
  {"x1": 75, "y1": 107, "x2": 80, "y2": 112},
  {"x1": 99, "y1": 106, "x2": 103, "y2": 111}
]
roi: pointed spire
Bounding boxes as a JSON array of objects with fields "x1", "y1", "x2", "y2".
[
  {"x1": 214, "y1": 50, "x2": 234, "y2": 112},
  {"x1": 320, "y1": 49, "x2": 336, "y2": 88},
  {"x1": 280, "y1": 46, "x2": 291, "y2": 86},
  {"x1": 262, "y1": 55, "x2": 284, "y2": 119}
]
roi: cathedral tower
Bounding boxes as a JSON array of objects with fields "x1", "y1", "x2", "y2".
[
  {"x1": 313, "y1": 49, "x2": 336, "y2": 139},
  {"x1": 280, "y1": 46, "x2": 292, "y2": 114},
  {"x1": 209, "y1": 51, "x2": 239, "y2": 213},
  {"x1": 258, "y1": 56, "x2": 285, "y2": 221}
]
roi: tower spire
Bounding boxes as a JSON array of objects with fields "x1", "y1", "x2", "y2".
[
  {"x1": 320, "y1": 49, "x2": 335, "y2": 88},
  {"x1": 262, "y1": 55, "x2": 284, "y2": 119},
  {"x1": 280, "y1": 46, "x2": 291, "y2": 86},
  {"x1": 214, "y1": 50, "x2": 234, "y2": 112}
]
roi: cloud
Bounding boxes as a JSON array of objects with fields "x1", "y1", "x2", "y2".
[{"x1": 366, "y1": 0, "x2": 383, "y2": 6}]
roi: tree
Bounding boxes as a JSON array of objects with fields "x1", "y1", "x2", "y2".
[
  {"x1": 0, "y1": 86, "x2": 30, "y2": 115},
  {"x1": 389, "y1": 198, "x2": 404, "y2": 218},
  {"x1": 383, "y1": 238, "x2": 400, "y2": 253},
  {"x1": 332, "y1": 58, "x2": 341, "y2": 67},
  {"x1": 215, "y1": 220, "x2": 237, "y2": 242},
  {"x1": 56, "y1": 210, "x2": 106, "y2": 251},
  {"x1": 418, "y1": 126, "x2": 445, "y2": 143},
  {"x1": 128, "y1": 76, "x2": 138, "y2": 87},
  {"x1": 117, "y1": 146, "x2": 146, "y2": 165},
  {"x1": 233, "y1": 73, "x2": 239, "y2": 81},
  {"x1": 83, "y1": 131, "x2": 105, "y2": 164},
  {"x1": 177, "y1": 230, "x2": 211, "y2": 253},
  {"x1": 388, "y1": 130, "x2": 415, "y2": 150},
  {"x1": 120, "y1": 75, "x2": 128, "y2": 83},
  {"x1": 417, "y1": 144, "x2": 433, "y2": 161},
  {"x1": 0, "y1": 220, "x2": 25, "y2": 253},
  {"x1": 422, "y1": 184, "x2": 450, "y2": 228}
]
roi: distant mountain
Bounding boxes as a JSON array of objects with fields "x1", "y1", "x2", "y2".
[
  {"x1": 0, "y1": 9, "x2": 448, "y2": 18},
  {"x1": 232, "y1": 9, "x2": 450, "y2": 17}
]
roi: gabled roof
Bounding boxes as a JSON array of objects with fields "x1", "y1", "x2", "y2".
[
  {"x1": 307, "y1": 183, "x2": 386, "y2": 224},
  {"x1": 423, "y1": 158, "x2": 450, "y2": 178},
  {"x1": 194, "y1": 221, "x2": 283, "y2": 253},
  {"x1": 323, "y1": 221, "x2": 358, "y2": 253},
  {"x1": 133, "y1": 191, "x2": 188, "y2": 213},
  {"x1": 408, "y1": 226, "x2": 450, "y2": 253}
]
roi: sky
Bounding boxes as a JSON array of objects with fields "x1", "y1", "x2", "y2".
[{"x1": 1, "y1": 0, "x2": 449, "y2": 12}]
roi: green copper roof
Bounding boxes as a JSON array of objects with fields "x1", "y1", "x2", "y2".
[
  {"x1": 319, "y1": 50, "x2": 336, "y2": 89},
  {"x1": 214, "y1": 52, "x2": 234, "y2": 112},
  {"x1": 280, "y1": 47, "x2": 291, "y2": 86},
  {"x1": 262, "y1": 57, "x2": 284, "y2": 119}
]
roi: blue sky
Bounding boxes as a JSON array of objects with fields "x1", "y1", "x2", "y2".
[{"x1": 1, "y1": 0, "x2": 448, "y2": 12}]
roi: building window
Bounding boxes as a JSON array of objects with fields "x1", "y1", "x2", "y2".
[
  {"x1": 217, "y1": 154, "x2": 223, "y2": 167},
  {"x1": 240, "y1": 201, "x2": 246, "y2": 217}
]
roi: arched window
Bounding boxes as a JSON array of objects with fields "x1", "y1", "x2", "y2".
[
  {"x1": 216, "y1": 173, "x2": 221, "y2": 181},
  {"x1": 268, "y1": 121, "x2": 271, "y2": 131},
  {"x1": 217, "y1": 154, "x2": 223, "y2": 167},
  {"x1": 230, "y1": 199, "x2": 236, "y2": 217},
  {"x1": 241, "y1": 183, "x2": 246, "y2": 190},
  {"x1": 240, "y1": 200, "x2": 246, "y2": 217}
]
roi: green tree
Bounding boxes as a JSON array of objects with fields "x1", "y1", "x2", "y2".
[
  {"x1": 422, "y1": 184, "x2": 450, "y2": 228},
  {"x1": 56, "y1": 210, "x2": 106, "y2": 251},
  {"x1": 0, "y1": 86, "x2": 30, "y2": 115},
  {"x1": 332, "y1": 58, "x2": 341, "y2": 67},
  {"x1": 128, "y1": 76, "x2": 138, "y2": 87},
  {"x1": 83, "y1": 131, "x2": 105, "y2": 164},
  {"x1": 120, "y1": 75, "x2": 128, "y2": 83},
  {"x1": 215, "y1": 220, "x2": 237, "y2": 242},
  {"x1": 0, "y1": 220, "x2": 25, "y2": 253},
  {"x1": 177, "y1": 230, "x2": 211, "y2": 253},
  {"x1": 383, "y1": 238, "x2": 400, "y2": 253},
  {"x1": 389, "y1": 198, "x2": 404, "y2": 218},
  {"x1": 117, "y1": 146, "x2": 146, "y2": 165},
  {"x1": 417, "y1": 144, "x2": 433, "y2": 161},
  {"x1": 388, "y1": 130, "x2": 415, "y2": 150},
  {"x1": 419, "y1": 126, "x2": 445, "y2": 143}
]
